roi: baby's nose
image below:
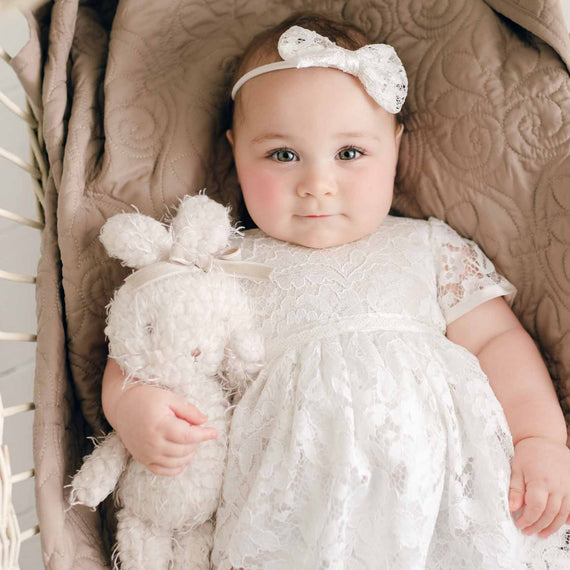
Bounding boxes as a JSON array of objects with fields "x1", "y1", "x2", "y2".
[{"x1": 296, "y1": 166, "x2": 336, "y2": 198}]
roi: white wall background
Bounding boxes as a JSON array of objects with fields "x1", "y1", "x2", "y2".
[
  {"x1": 0, "y1": 8, "x2": 42, "y2": 570},
  {"x1": 0, "y1": 3, "x2": 569, "y2": 569}
]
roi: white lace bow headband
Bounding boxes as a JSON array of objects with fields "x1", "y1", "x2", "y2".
[{"x1": 231, "y1": 25, "x2": 408, "y2": 114}]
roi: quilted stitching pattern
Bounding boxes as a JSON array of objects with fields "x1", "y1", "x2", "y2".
[{"x1": 10, "y1": 0, "x2": 569, "y2": 567}]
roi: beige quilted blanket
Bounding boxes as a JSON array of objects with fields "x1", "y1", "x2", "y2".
[{"x1": 9, "y1": 0, "x2": 570, "y2": 567}]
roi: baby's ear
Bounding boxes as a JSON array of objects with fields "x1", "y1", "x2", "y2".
[
  {"x1": 226, "y1": 129, "x2": 234, "y2": 148},
  {"x1": 395, "y1": 123, "x2": 404, "y2": 149},
  {"x1": 100, "y1": 213, "x2": 172, "y2": 268}
]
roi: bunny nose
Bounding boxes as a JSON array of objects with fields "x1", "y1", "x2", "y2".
[{"x1": 191, "y1": 348, "x2": 201, "y2": 360}]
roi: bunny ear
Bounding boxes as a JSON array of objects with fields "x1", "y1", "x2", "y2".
[
  {"x1": 171, "y1": 194, "x2": 234, "y2": 259},
  {"x1": 100, "y1": 213, "x2": 172, "y2": 269}
]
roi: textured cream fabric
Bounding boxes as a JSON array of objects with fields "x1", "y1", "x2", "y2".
[{"x1": 8, "y1": 0, "x2": 570, "y2": 567}]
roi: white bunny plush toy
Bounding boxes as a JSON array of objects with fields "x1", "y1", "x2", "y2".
[{"x1": 69, "y1": 194, "x2": 267, "y2": 570}]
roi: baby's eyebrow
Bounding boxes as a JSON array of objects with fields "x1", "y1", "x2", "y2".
[
  {"x1": 250, "y1": 132, "x2": 382, "y2": 144},
  {"x1": 251, "y1": 133, "x2": 290, "y2": 144},
  {"x1": 335, "y1": 132, "x2": 381, "y2": 142}
]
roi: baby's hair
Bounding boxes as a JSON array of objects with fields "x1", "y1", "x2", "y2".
[{"x1": 227, "y1": 11, "x2": 406, "y2": 128}]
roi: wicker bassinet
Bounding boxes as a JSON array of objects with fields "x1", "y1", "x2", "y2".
[{"x1": 1, "y1": 0, "x2": 570, "y2": 568}]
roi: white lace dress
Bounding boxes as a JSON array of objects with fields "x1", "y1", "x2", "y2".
[{"x1": 211, "y1": 216, "x2": 570, "y2": 570}]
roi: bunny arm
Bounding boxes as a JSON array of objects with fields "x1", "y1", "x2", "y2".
[
  {"x1": 222, "y1": 327, "x2": 265, "y2": 393},
  {"x1": 219, "y1": 282, "x2": 265, "y2": 393},
  {"x1": 69, "y1": 431, "x2": 129, "y2": 508}
]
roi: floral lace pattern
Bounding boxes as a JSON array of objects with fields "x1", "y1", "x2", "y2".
[
  {"x1": 430, "y1": 218, "x2": 516, "y2": 323},
  {"x1": 211, "y1": 217, "x2": 569, "y2": 570}
]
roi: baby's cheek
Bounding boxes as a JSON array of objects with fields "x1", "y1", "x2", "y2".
[{"x1": 242, "y1": 172, "x2": 283, "y2": 211}]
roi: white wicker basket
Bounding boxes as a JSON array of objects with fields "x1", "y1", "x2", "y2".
[{"x1": 0, "y1": 29, "x2": 46, "y2": 569}]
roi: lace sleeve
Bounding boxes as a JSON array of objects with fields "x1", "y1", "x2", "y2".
[{"x1": 429, "y1": 218, "x2": 516, "y2": 324}]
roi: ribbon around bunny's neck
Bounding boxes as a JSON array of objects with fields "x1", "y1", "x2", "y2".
[
  {"x1": 231, "y1": 25, "x2": 408, "y2": 114},
  {"x1": 124, "y1": 247, "x2": 272, "y2": 292}
]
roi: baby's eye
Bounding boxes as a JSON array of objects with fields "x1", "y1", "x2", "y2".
[
  {"x1": 270, "y1": 149, "x2": 297, "y2": 162},
  {"x1": 338, "y1": 147, "x2": 363, "y2": 160}
]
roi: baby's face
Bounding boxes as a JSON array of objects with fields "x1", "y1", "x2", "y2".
[{"x1": 228, "y1": 67, "x2": 403, "y2": 248}]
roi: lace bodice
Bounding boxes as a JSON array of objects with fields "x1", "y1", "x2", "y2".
[{"x1": 237, "y1": 215, "x2": 515, "y2": 345}]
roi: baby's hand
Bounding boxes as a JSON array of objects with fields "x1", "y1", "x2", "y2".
[
  {"x1": 113, "y1": 383, "x2": 218, "y2": 477},
  {"x1": 509, "y1": 436, "x2": 570, "y2": 537}
]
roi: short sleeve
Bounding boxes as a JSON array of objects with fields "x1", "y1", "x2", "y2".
[{"x1": 429, "y1": 218, "x2": 517, "y2": 324}]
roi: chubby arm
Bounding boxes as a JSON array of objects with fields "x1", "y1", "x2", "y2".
[
  {"x1": 446, "y1": 297, "x2": 566, "y2": 445},
  {"x1": 447, "y1": 297, "x2": 570, "y2": 537},
  {"x1": 102, "y1": 358, "x2": 217, "y2": 476}
]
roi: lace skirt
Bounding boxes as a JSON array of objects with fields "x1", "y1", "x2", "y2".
[{"x1": 211, "y1": 317, "x2": 570, "y2": 570}]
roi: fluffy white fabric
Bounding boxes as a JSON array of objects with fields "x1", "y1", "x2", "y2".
[
  {"x1": 100, "y1": 213, "x2": 172, "y2": 269},
  {"x1": 70, "y1": 194, "x2": 264, "y2": 570}
]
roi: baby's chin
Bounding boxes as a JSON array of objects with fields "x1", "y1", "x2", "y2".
[{"x1": 262, "y1": 218, "x2": 386, "y2": 249}]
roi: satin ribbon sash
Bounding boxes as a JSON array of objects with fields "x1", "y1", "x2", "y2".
[{"x1": 123, "y1": 248, "x2": 272, "y2": 292}]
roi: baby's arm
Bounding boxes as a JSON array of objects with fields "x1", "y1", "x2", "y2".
[
  {"x1": 102, "y1": 358, "x2": 218, "y2": 476},
  {"x1": 447, "y1": 297, "x2": 570, "y2": 537}
]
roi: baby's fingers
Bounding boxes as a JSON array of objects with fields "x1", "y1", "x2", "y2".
[
  {"x1": 169, "y1": 399, "x2": 208, "y2": 426},
  {"x1": 514, "y1": 484, "x2": 549, "y2": 531},
  {"x1": 165, "y1": 420, "x2": 218, "y2": 445},
  {"x1": 509, "y1": 466, "x2": 525, "y2": 512},
  {"x1": 522, "y1": 494, "x2": 562, "y2": 535},
  {"x1": 148, "y1": 458, "x2": 190, "y2": 477},
  {"x1": 160, "y1": 440, "x2": 198, "y2": 459},
  {"x1": 539, "y1": 497, "x2": 570, "y2": 538}
]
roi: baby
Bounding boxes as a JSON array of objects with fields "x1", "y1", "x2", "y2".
[{"x1": 102, "y1": 11, "x2": 570, "y2": 570}]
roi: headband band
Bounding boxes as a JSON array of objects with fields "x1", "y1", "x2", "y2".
[{"x1": 231, "y1": 25, "x2": 408, "y2": 114}]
